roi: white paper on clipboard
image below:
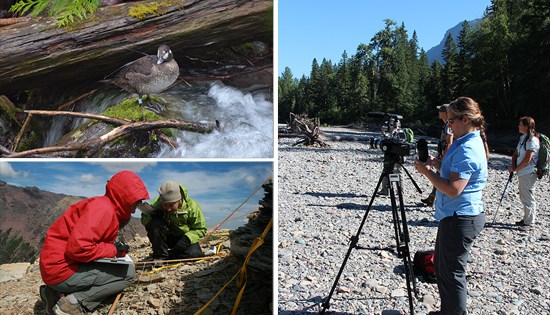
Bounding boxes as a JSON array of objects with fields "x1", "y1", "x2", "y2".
[{"x1": 93, "y1": 254, "x2": 134, "y2": 265}]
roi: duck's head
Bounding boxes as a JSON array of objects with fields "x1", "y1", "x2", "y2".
[{"x1": 157, "y1": 44, "x2": 174, "y2": 65}]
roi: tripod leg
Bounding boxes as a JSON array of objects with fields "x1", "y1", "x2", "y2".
[
  {"x1": 320, "y1": 170, "x2": 388, "y2": 314},
  {"x1": 389, "y1": 173, "x2": 417, "y2": 315},
  {"x1": 388, "y1": 174, "x2": 404, "y2": 256}
]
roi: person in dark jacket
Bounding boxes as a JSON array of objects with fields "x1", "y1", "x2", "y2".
[
  {"x1": 421, "y1": 104, "x2": 454, "y2": 206},
  {"x1": 141, "y1": 180, "x2": 207, "y2": 260},
  {"x1": 39, "y1": 170, "x2": 150, "y2": 315}
]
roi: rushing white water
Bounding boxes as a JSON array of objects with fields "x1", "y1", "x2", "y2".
[{"x1": 44, "y1": 81, "x2": 273, "y2": 158}]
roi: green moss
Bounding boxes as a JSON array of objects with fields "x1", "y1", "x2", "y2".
[
  {"x1": 101, "y1": 97, "x2": 174, "y2": 137},
  {"x1": 0, "y1": 96, "x2": 23, "y2": 126},
  {"x1": 17, "y1": 131, "x2": 40, "y2": 151},
  {"x1": 128, "y1": 0, "x2": 183, "y2": 19},
  {"x1": 232, "y1": 43, "x2": 256, "y2": 56},
  {"x1": 102, "y1": 97, "x2": 160, "y2": 121}
]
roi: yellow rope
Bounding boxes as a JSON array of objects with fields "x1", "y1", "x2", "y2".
[
  {"x1": 232, "y1": 219, "x2": 272, "y2": 315},
  {"x1": 138, "y1": 254, "x2": 227, "y2": 275},
  {"x1": 144, "y1": 263, "x2": 183, "y2": 275},
  {"x1": 194, "y1": 218, "x2": 272, "y2": 315},
  {"x1": 201, "y1": 177, "x2": 272, "y2": 244}
]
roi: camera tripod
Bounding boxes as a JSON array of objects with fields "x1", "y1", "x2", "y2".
[{"x1": 320, "y1": 152, "x2": 422, "y2": 315}]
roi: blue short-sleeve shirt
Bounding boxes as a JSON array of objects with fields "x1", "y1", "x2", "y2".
[{"x1": 434, "y1": 130, "x2": 488, "y2": 220}]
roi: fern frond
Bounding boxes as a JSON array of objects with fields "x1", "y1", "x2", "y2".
[
  {"x1": 9, "y1": 0, "x2": 43, "y2": 16},
  {"x1": 31, "y1": 0, "x2": 50, "y2": 16},
  {"x1": 51, "y1": 0, "x2": 71, "y2": 16},
  {"x1": 10, "y1": 0, "x2": 100, "y2": 27}
]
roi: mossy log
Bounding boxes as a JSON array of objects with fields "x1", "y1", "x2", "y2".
[{"x1": 0, "y1": 0, "x2": 273, "y2": 95}]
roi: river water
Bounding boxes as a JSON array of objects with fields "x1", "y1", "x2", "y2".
[{"x1": 45, "y1": 81, "x2": 273, "y2": 158}]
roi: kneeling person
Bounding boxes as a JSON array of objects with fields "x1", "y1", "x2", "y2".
[{"x1": 141, "y1": 180, "x2": 207, "y2": 259}]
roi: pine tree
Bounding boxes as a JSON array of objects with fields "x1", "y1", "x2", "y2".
[{"x1": 442, "y1": 34, "x2": 460, "y2": 99}]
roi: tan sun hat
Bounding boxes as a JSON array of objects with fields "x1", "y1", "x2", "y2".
[{"x1": 158, "y1": 180, "x2": 181, "y2": 203}]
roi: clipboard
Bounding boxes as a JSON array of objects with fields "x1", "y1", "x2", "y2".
[
  {"x1": 93, "y1": 254, "x2": 134, "y2": 265},
  {"x1": 136, "y1": 202, "x2": 155, "y2": 214}
]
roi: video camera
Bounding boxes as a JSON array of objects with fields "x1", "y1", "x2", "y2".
[{"x1": 367, "y1": 112, "x2": 411, "y2": 157}]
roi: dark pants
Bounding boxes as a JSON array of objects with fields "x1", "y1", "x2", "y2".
[
  {"x1": 145, "y1": 217, "x2": 204, "y2": 259},
  {"x1": 435, "y1": 212, "x2": 485, "y2": 315}
]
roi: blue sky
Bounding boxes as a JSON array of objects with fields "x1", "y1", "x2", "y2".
[
  {"x1": 0, "y1": 161, "x2": 273, "y2": 230},
  {"x1": 278, "y1": 0, "x2": 492, "y2": 77}
]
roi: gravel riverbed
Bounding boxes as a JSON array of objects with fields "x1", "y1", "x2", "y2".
[{"x1": 277, "y1": 127, "x2": 549, "y2": 315}]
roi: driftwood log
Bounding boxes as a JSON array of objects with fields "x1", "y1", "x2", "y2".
[
  {"x1": 281, "y1": 113, "x2": 329, "y2": 147},
  {"x1": 3, "y1": 110, "x2": 218, "y2": 158},
  {"x1": 0, "y1": 0, "x2": 273, "y2": 95}
]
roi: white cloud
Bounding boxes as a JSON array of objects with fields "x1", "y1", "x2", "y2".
[
  {"x1": 0, "y1": 161, "x2": 20, "y2": 178},
  {"x1": 93, "y1": 162, "x2": 157, "y2": 173},
  {"x1": 79, "y1": 173, "x2": 101, "y2": 185},
  {"x1": 154, "y1": 167, "x2": 270, "y2": 197}
]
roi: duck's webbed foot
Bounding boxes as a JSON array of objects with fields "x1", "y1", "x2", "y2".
[{"x1": 142, "y1": 95, "x2": 163, "y2": 114}]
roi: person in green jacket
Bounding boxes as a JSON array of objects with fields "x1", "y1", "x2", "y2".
[{"x1": 141, "y1": 180, "x2": 207, "y2": 259}]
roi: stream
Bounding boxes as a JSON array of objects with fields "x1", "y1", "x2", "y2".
[{"x1": 44, "y1": 81, "x2": 273, "y2": 158}]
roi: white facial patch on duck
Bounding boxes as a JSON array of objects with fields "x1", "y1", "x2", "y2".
[{"x1": 157, "y1": 50, "x2": 171, "y2": 65}]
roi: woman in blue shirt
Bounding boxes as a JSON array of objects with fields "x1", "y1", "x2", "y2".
[{"x1": 415, "y1": 97, "x2": 488, "y2": 315}]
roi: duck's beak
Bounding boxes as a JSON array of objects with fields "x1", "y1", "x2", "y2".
[{"x1": 157, "y1": 56, "x2": 165, "y2": 65}]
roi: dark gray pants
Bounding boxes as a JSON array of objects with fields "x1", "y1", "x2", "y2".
[
  {"x1": 50, "y1": 262, "x2": 135, "y2": 311},
  {"x1": 435, "y1": 212, "x2": 485, "y2": 315}
]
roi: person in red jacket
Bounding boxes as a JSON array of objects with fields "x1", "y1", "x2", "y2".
[{"x1": 39, "y1": 170, "x2": 150, "y2": 315}]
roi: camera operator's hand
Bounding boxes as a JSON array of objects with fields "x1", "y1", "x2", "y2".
[
  {"x1": 114, "y1": 241, "x2": 130, "y2": 257},
  {"x1": 415, "y1": 159, "x2": 432, "y2": 175},
  {"x1": 428, "y1": 155, "x2": 441, "y2": 172}
]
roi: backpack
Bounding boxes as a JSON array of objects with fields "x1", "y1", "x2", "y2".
[
  {"x1": 535, "y1": 133, "x2": 550, "y2": 179},
  {"x1": 403, "y1": 128, "x2": 414, "y2": 144},
  {"x1": 413, "y1": 250, "x2": 436, "y2": 283}
]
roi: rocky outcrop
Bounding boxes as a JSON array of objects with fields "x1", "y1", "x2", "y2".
[
  {"x1": 229, "y1": 179, "x2": 273, "y2": 314},
  {"x1": 0, "y1": 262, "x2": 30, "y2": 283}
]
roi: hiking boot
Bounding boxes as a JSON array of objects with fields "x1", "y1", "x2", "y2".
[
  {"x1": 376, "y1": 190, "x2": 389, "y2": 197},
  {"x1": 53, "y1": 295, "x2": 85, "y2": 315},
  {"x1": 40, "y1": 285, "x2": 58, "y2": 315}
]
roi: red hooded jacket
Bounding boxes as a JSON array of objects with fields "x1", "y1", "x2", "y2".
[{"x1": 39, "y1": 170, "x2": 150, "y2": 285}]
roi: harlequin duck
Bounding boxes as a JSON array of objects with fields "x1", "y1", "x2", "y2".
[{"x1": 106, "y1": 44, "x2": 179, "y2": 106}]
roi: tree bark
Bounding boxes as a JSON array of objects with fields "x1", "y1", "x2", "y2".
[{"x1": 0, "y1": 0, "x2": 273, "y2": 95}]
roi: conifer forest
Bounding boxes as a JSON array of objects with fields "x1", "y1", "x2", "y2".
[{"x1": 278, "y1": 0, "x2": 550, "y2": 134}]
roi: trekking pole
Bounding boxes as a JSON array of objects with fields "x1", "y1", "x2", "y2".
[{"x1": 489, "y1": 172, "x2": 514, "y2": 226}]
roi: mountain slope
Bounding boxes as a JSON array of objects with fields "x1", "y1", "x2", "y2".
[
  {"x1": 426, "y1": 18, "x2": 482, "y2": 64},
  {"x1": 0, "y1": 180, "x2": 145, "y2": 264}
]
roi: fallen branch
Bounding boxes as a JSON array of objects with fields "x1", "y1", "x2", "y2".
[
  {"x1": 0, "y1": 17, "x2": 31, "y2": 27},
  {"x1": 5, "y1": 110, "x2": 219, "y2": 158},
  {"x1": 57, "y1": 89, "x2": 99, "y2": 111},
  {"x1": 24, "y1": 109, "x2": 130, "y2": 124}
]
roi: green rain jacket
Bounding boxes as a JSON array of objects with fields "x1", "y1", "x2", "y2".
[{"x1": 141, "y1": 183, "x2": 207, "y2": 244}]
